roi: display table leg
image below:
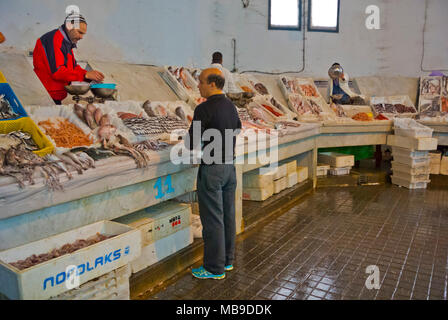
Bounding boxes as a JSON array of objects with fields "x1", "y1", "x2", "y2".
[
  {"x1": 235, "y1": 164, "x2": 244, "y2": 235},
  {"x1": 375, "y1": 144, "x2": 382, "y2": 168}
]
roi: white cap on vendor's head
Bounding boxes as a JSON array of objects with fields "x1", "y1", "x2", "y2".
[{"x1": 65, "y1": 12, "x2": 87, "y2": 26}]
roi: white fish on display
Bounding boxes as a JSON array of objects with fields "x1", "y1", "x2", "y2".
[
  {"x1": 44, "y1": 154, "x2": 73, "y2": 180},
  {"x1": 249, "y1": 106, "x2": 276, "y2": 123},
  {"x1": 289, "y1": 95, "x2": 312, "y2": 115},
  {"x1": 76, "y1": 152, "x2": 96, "y2": 169}
]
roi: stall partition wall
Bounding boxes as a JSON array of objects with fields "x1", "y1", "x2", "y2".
[{"x1": 0, "y1": 0, "x2": 446, "y2": 78}]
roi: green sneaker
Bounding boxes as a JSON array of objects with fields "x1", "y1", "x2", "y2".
[
  {"x1": 192, "y1": 266, "x2": 225, "y2": 280},
  {"x1": 225, "y1": 265, "x2": 234, "y2": 271}
]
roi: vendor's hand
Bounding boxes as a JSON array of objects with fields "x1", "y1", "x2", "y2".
[{"x1": 85, "y1": 70, "x2": 105, "y2": 82}]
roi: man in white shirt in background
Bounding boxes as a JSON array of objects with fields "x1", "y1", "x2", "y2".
[{"x1": 210, "y1": 52, "x2": 239, "y2": 94}]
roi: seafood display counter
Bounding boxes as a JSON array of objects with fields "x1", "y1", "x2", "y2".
[
  {"x1": 417, "y1": 122, "x2": 448, "y2": 146},
  {"x1": 0, "y1": 73, "x2": 400, "y2": 251},
  {"x1": 0, "y1": 149, "x2": 198, "y2": 251},
  {"x1": 318, "y1": 120, "x2": 393, "y2": 148},
  {"x1": 0, "y1": 88, "x2": 201, "y2": 252},
  {"x1": 2, "y1": 58, "x2": 446, "y2": 299}
]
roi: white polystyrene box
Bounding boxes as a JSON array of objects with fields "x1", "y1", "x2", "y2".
[
  {"x1": 297, "y1": 166, "x2": 309, "y2": 182},
  {"x1": 130, "y1": 227, "x2": 193, "y2": 274},
  {"x1": 243, "y1": 171, "x2": 275, "y2": 189},
  {"x1": 273, "y1": 164, "x2": 288, "y2": 180},
  {"x1": 0, "y1": 221, "x2": 141, "y2": 300},
  {"x1": 287, "y1": 172, "x2": 298, "y2": 188},
  {"x1": 114, "y1": 201, "x2": 192, "y2": 245},
  {"x1": 50, "y1": 264, "x2": 131, "y2": 300},
  {"x1": 274, "y1": 177, "x2": 287, "y2": 194},
  {"x1": 242, "y1": 184, "x2": 274, "y2": 201},
  {"x1": 318, "y1": 152, "x2": 355, "y2": 168},
  {"x1": 281, "y1": 160, "x2": 297, "y2": 175}
]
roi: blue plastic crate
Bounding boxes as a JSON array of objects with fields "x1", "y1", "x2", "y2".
[{"x1": 0, "y1": 83, "x2": 28, "y2": 121}]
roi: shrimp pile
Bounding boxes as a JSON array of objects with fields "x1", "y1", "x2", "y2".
[
  {"x1": 299, "y1": 84, "x2": 319, "y2": 97},
  {"x1": 9, "y1": 233, "x2": 114, "y2": 270},
  {"x1": 39, "y1": 117, "x2": 93, "y2": 148}
]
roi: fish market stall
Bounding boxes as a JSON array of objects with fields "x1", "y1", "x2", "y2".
[
  {"x1": 1, "y1": 56, "x2": 445, "y2": 300},
  {"x1": 0, "y1": 60, "x2": 206, "y2": 300},
  {"x1": 0, "y1": 98, "x2": 198, "y2": 300},
  {"x1": 238, "y1": 74, "x2": 393, "y2": 150},
  {"x1": 0, "y1": 117, "x2": 198, "y2": 299},
  {"x1": 0, "y1": 94, "x2": 197, "y2": 246},
  {"x1": 0, "y1": 146, "x2": 197, "y2": 249},
  {"x1": 415, "y1": 75, "x2": 448, "y2": 145},
  {"x1": 0, "y1": 62, "x2": 414, "y2": 243}
]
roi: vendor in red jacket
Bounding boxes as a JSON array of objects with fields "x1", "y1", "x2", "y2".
[{"x1": 33, "y1": 14, "x2": 104, "y2": 104}]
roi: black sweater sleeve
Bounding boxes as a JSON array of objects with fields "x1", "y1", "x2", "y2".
[{"x1": 186, "y1": 105, "x2": 208, "y2": 150}]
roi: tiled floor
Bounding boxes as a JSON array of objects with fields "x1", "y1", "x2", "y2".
[{"x1": 147, "y1": 176, "x2": 448, "y2": 300}]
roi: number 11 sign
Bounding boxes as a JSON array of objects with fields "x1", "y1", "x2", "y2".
[{"x1": 154, "y1": 175, "x2": 175, "y2": 200}]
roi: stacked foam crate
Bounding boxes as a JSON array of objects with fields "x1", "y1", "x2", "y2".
[
  {"x1": 279, "y1": 160, "x2": 309, "y2": 186},
  {"x1": 318, "y1": 152, "x2": 354, "y2": 176},
  {"x1": 277, "y1": 160, "x2": 311, "y2": 189},
  {"x1": 113, "y1": 201, "x2": 193, "y2": 274},
  {"x1": 284, "y1": 161, "x2": 298, "y2": 188},
  {"x1": 441, "y1": 153, "x2": 448, "y2": 175},
  {"x1": 51, "y1": 264, "x2": 131, "y2": 300},
  {"x1": 316, "y1": 164, "x2": 330, "y2": 177},
  {"x1": 272, "y1": 162, "x2": 294, "y2": 193},
  {"x1": 390, "y1": 147, "x2": 431, "y2": 188},
  {"x1": 242, "y1": 169, "x2": 275, "y2": 201},
  {"x1": 277, "y1": 160, "x2": 305, "y2": 189},
  {"x1": 297, "y1": 166, "x2": 309, "y2": 183},
  {"x1": 388, "y1": 119, "x2": 437, "y2": 189},
  {"x1": 243, "y1": 161, "x2": 299, "y2": 201},
  {"x1": 272, "y1": 164, "x2": 288, "y2": 194},
  {"x1": 243, "y1": 161, "x2": 310, "y2": 201},
  {"x1": 429, "y1": 151, "x2": 442, "y2": 175}
]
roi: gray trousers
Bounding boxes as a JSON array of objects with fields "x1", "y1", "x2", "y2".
[{"x1": 197, "y1": 164, "x2": 237, "y2": 275}]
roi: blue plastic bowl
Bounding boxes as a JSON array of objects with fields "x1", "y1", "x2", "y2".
[{"x1": 90, "y1": 83, "x2": 116, "y2": 89}]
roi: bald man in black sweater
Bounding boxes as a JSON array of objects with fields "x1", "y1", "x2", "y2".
[{"x1": 186, "y1": 68, "x2": 241, "y2": 279}]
